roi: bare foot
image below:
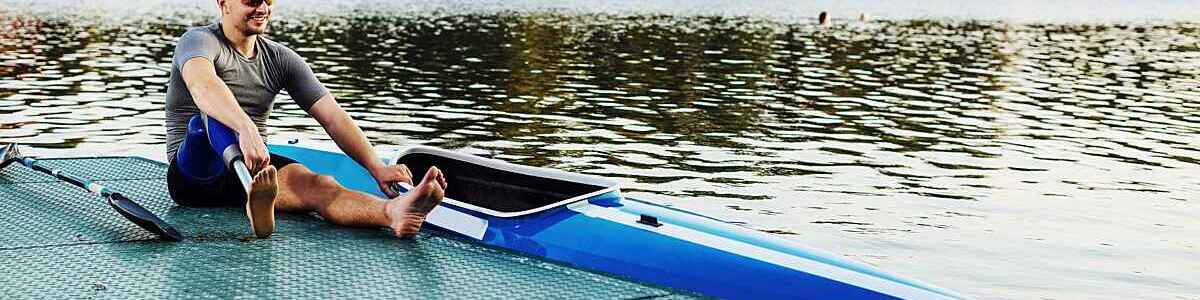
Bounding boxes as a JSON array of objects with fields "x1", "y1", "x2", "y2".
[
  {"x1": 246, "y1": 165, "x2": 278, "y2": 239},
  {"x1": 384, "y1": 166, "x2": 447, "y2": 239}
]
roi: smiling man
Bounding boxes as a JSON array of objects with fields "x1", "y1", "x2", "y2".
[{"x1": 163, "y1": 0, "x2": 447, "y2": 239}]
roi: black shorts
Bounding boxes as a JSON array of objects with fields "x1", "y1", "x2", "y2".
[{"x1": 167, "y1": 153, "x2": 298, "y2": 207}]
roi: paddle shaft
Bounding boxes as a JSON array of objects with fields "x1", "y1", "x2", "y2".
[{"x1": 19, "y1": 157, "x2": 120, "y2": 198}]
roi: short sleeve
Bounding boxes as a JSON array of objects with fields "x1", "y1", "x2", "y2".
[
  {"x1": 172, "y1": 29, "x2": 222, "y2": 70},
  {"x1": 280, "y1": 48, "x2": 329, "y2": 112}
]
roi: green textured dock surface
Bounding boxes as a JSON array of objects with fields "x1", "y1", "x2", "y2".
[{"x1": 0, "y1": 157, "x2": 700, "y2": 299}]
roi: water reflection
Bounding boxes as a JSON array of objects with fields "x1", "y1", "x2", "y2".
[
  {"x1": 3, "y1": 5, "x2": 1200, "y2": 298},
  {"x1": 3, "y1": 8, "x2": 1199, "y2": 216}
]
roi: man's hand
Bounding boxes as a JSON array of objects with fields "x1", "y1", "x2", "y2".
[
  {"x1": 372, "y1": 164, "x2": 414, "y2": 198},
  {"x1": 238, "y1": 129, "x2": 270, "y2": 173}
]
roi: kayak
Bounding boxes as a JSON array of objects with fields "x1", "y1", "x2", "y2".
[{"x1": 269, "y1": 143, "x2": 965, "y2": 300}]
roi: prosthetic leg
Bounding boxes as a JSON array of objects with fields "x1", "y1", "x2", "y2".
[{"x1": 176, "y1": 114, "x2": 275, "y2": 238}]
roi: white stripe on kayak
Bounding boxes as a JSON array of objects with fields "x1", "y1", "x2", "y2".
[
  {"x1": 567, "y1": 204, "x2": 962, "y2": 300},
  {"x1": 426, "y1": 205, "x2": 488, "y2": 240}
]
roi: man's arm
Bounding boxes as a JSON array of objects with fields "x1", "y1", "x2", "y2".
[
  {"x1": 308, "y1": 94, "x2": 412, "y2": 196},
  {"x1": 179, "y1": 57, "x2": 271, "y2": 173}
]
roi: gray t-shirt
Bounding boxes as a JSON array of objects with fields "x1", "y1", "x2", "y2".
[{"x1": 164, "y1": 22, "x2": 328, "y2": 160}]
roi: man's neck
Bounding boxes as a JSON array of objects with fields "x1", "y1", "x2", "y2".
[{"x1": 220, "y1": 20, "x2": 256, "y2": 58}]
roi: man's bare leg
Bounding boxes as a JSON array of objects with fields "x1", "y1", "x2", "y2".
[
  {"x1": 270, "y1": 163, "x2": 447, "y2": 238},
  {"x1": 246, "y1": 165, "x2": 278, "y2": 238}
]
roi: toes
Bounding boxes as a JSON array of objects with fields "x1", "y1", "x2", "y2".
[
  {"x1": 424, "y1": 166, "x2": 448, "y2": 189},
  {"x1": 416, "y1": 167, "x2": 447, "y2": 191},
  {"x1": 423, "y1": 166, "x2": 440, "y2": 182},
  {"x1": 253, "y1": 166, "x2": 277, "y2": 181}
]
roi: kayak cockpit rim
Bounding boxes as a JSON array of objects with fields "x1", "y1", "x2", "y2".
[{"x1": 387, "y1": 146, "x2": 621, "y2": 218}]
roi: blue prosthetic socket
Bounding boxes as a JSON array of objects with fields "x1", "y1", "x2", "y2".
[
  {"x1": 200, "y1": 114, "x2": 244, "y2": 169},
  {"x1": 175, "y1": 114, "x2": 246, "y2": 184},
  {"x1": 176, "y1": 115, "x2": 224, "y2": 183}
]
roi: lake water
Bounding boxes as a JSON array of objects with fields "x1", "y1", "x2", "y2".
[{"x1": 2, "y1": 1, "x2": 1198, "y2": 299}]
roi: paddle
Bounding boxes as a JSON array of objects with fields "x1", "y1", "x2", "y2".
[{"x1": 0, "y1": 143, "x2": 184, "y2": 241}]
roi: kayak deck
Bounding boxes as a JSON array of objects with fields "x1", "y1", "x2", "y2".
[{"x1": 0, "y1": 156, "x2": 702, "y2": 299}]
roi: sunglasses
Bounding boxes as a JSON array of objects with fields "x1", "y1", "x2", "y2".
[{"x1": 240, "y1": 0, "x2": 274, "y2": 7}]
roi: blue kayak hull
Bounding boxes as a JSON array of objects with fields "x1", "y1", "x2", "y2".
[{"x1": 269, "y1": 144, "x2": 964, "y2": 300}]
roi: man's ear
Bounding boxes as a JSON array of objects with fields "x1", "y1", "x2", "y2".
[{"x1": 217, "y1": 0, "x2": 228, "y2": 14}]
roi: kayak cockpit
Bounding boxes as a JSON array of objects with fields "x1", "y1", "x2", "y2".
[{"x1": 390, "y1": 146, "x2": 620, "y2": 218}]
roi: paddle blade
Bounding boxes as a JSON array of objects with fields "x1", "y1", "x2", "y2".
[
  {"x1": 0, "y1": 143, "x2": 20, "y2": 169},
  {"x1": 108, "y1": 193, "x2": 185, "y2": 241}
]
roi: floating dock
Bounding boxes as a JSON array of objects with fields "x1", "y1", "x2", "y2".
[{"x1": 0, "y1": 157, "x2": 701, "y2": 299}]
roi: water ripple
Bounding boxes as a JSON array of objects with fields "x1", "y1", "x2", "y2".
[{"x1": 2, "y1": 5, "x2": 1200, "y2": 299}]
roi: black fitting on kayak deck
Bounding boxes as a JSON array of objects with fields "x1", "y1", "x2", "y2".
[{"x1": 638, "y1": 215, "x2": 662, "y2": 227}]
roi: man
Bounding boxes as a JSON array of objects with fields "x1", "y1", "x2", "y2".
[{"x1": 164, "y1": 0, "x2": 446, "y2": 239}]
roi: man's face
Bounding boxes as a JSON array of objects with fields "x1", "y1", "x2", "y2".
[{"x1": 221, "y1": 0, "x2": 273, "y2": 35}]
